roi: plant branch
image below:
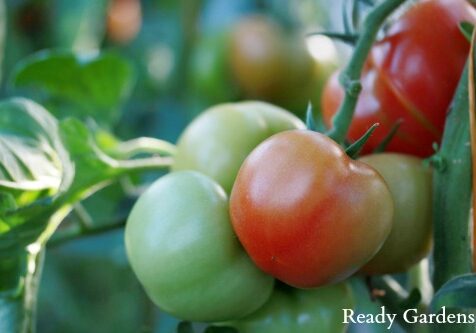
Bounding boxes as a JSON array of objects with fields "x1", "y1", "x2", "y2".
[
  {"x1": 327, "y1": 0, "x2": 407, "y2": 144},
  {"x1": 432, "y1": 64, "x2": 472, "y2": 290}
]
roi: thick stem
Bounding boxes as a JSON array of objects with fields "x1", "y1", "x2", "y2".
[
  {"x1": 432, "y1": 65, "x2": 473, "y2": 290},
  {"x1": 0, "y1": 248, "x2": 44, "y2": 333},
  {"x1": 327, "y1": 0, "x2": 407, "y2": 144}
]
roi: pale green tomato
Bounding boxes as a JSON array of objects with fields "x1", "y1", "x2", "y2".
[
  {"x1": 359, "y1": 153, "x2": 433, "y2": 274},
  {"x1": 172, "y1": 101, "x2": 305, "y2": 192},
  {"x1": 125, "y1": 171, "x2": 274, "y2": 322}
]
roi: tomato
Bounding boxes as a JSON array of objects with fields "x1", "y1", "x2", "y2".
[
  {"x1": 106, "y1": 0, "x2": 141, "y2": 44},
  {"x1": 322, "y1": 0, "x2": 476, "y2": 157},
  {"x1": 230, "y1": 15, "x2": 328, "y2": 113},
  {"x1": 125, "y1": 171, "x2": 274, "y2": 322},
  {"x1": 172, "y1": 101, "x2": 305, "y2": 193},
  {"x1": 358, "y1": 153, "x2": 432, "y2": 274},
  {"x1": 227, "y1": 283, "x2": 354, "y2": 333},
  {"x1": 230, "y1": 130, "x2": 393, "y2": 288}
]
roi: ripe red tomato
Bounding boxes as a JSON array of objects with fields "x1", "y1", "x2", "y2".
[
  {"x1": 230, "y1": 130, "x2": 393, "y2": 288},
  {"x1": 322, "y1": 0, "x2": 476, "y2": 157}
]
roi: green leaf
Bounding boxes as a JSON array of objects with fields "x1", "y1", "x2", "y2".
[
  {"x1": 372, "y1": 119, "x2": 402, "y2": 153},
  {"x1": 0, "y1": 193, "x2": 16, "y2": 215},
  {"x1": 58, "y1": 118, "x2": 173, "y2": 204},
  {"x1": 305, "y1": 102, "x2": 327, "y2": 133},
  {"x1": 430, "y1": 274, "x2": 476, "y2": 312},
  {"x1": 345, "y1": 123, "x2": 379, "y2": 158},
  {"x1": 0, "y1": 98, "x2": 70, "y2": 193},
  {"x1": 11, "y1": 50, "x2": 134, "y2": 126},
  {"x1": 459, "y1": 22, "x2": 474, "y2": 42}
]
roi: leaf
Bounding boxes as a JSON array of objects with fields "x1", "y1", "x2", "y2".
[
  {"x1": 0, "y1": 193, "x2": 16, "y2": 215},
  {"x1": 57, "y1": 118, "x2": 173, "y2": 204},
  {"x1": 345, "y1": 123, "x2": 379, "y2": 158},
  {"x1": 11, "y1": 50, "x2": 134, "y2": 126},
  {"x1": 459, "y1": 22, "x2": 474, "y2": 42},
  {"x1": 430, "y1": 274, "x2": 476, "y2": 312},
  {"x1": 0, "y1": 98, "x2": 70, "y2": 192},
  {"x1": 372, "y1": 119, "x2": 402, "y2": 153},
  {"x1": 305, "y1": 102, "x2": 327, "y2": 133}
]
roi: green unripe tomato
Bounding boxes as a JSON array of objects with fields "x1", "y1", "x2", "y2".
[
  {"x1": 125, "y1": 171, "x2": 274, "y2": 322},
  {"x1": 227, "y1": 283, "x2": 354, "y2": 333},
  {"x1": 359, "y1": 153, "x2": 433, "y2": 274},
  {"x1": 172, "y1": 101, "x2": 305, "y2": 192}
]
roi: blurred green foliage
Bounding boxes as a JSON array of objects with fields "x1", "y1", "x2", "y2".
[{"x1": 0, "y1": 0, "x2": 341, "y2": 332}]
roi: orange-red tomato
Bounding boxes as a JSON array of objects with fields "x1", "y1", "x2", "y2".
[
  {"x1": 323, "y1": 0, "x2": 476, "y2": 157},
  {"x1": 106, "y1": 0, "x2": 142, "y2": 44},
  {"x1": 230, "y1": 130, "x2": 393, "y2": 288}
]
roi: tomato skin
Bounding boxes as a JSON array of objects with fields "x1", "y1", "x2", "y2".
[
  {"x1": 172, "y1": 101, "x2": 305, "y2": 193},
  {"x1": 125, "y1": 171, "x2": 274, "y2": 322},
  {"x1": 230, "y1": 130, "x2": 393, "y2": 288},
  {"x1": 230, "y1": 15, "x2": 313, "y2": 101},
  {"x1": 227, "y1": 283, "x2": 354, "y2": 333},
  {"x1": 322, "y1": 0, "x2": 476, "y2": 157},
  {"x1": 359, "y1": 153, "x2": 432, "y2": 274},
  {"x1": 106, "y1": 0, "x2": 141, "y2": 44}
]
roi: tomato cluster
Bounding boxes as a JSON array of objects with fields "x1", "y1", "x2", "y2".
[
  {"x1": 125, "y1": 100, "x2": 433, "y2": 331},
  {"x1": 123, "y1": 0, "x2": 474, "y2": 331},
  {"x1": 323, "y1": 0, "x2": 476, "y2": 157}
]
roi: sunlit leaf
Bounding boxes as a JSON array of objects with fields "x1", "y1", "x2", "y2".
[
  {"x1": 11, "y1": 50, "x2": 134, "y2": 126},
  {"x1": 0, "y1": 98, "x2": 67, "y2": 192}
]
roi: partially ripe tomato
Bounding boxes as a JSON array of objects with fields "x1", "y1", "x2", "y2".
[
  {"x1": 323, "y1": 0, "x2": 476, "y2": 157},
  {"x1": 230, "y1": 15, "x2": 318, "y2": 111},
  {"x1": 358, "y1": 153, "x2": 432, "y2": 275},
  {"x1": 230, "y1": 130, "x2": 393, "y2": 288},
  {"x1": 172, "y1": 101, "x2": 305, "y2": 192},
  {"x1": 125, "y1": 171, "x2": 274, "y2": 322}
]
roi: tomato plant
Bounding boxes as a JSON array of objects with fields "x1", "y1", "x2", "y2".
[
  {"x1": 230, "y1": 130, "x2": 394, "y2": 288},
  {"x1": 227, "y1": 283, "x2": 354, "y2": 333},
  {"x1": 172, "y1": 101, "x2": 305, "y2": 193},
  {"x1": 358, "y1": 153, "x2": 432, "y2": 275},
  {"x1": 125, "y1": 171, "x2": 274, "y2": 322},
  {"x1": 322, "y1": 0, "x2": 476, "y2": 157}
]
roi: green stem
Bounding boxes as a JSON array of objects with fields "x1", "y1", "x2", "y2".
[
  {"x1": 327, "y1": 0, "x2": 407, "y2": 144},
  {"x1": 0, "y1": 248, "x2": 44, "y2": 333},
  {"x1": 432, "y1": 65, "x2": 473, "y2": 291}
]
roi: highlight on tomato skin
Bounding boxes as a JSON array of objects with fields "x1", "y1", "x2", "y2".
[
  {"x1": 229, "y1": 130, "x2": 394, "y2": 289},
  {"x1": 322, "y1": 0, "x2": 476, "y2": 157}
]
